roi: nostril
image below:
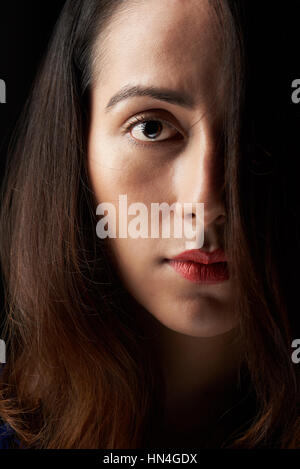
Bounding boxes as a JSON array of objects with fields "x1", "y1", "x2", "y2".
[{"x1": 183, "y1": 211, "x2": 197, "y2": 220}]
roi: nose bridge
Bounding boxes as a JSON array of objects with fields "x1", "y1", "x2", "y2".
[{"x1": 175, "y1": 121, "x2": 225, "y2": 226}]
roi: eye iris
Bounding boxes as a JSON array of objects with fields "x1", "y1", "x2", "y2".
[{"x1": 141, "y1": 121, "x2": 163, "y2": 139}]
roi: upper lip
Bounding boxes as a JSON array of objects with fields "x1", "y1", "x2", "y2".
[{"x1": 171, "y1": 248, "x2": 227, "y2": 264}]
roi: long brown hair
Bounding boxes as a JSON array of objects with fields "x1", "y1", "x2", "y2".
[{"x1": 0, "y1": 0, "x2": 299, "y2": 448}]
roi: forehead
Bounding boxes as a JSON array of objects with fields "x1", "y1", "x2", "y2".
[{"x1": 92, "y1": 0, "x2": 223, "y2": 111}]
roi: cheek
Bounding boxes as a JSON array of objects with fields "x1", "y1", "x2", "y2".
[
  {"x1": 106, "y1": 236, "x2": 162, "y2": 303},
  {"x1": 87, "y1": 134, "x2": 173, "y2": 205},
  {"x1": 87, "y1": 138, "x2": 167, "y2": 282}
]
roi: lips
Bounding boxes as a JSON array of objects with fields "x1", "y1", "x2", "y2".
[{"x1": 167, "y1": 248, "x2": 229, "y2": 284}]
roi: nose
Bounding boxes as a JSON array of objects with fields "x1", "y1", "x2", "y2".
[{"x1": 174, "y1": 121, "x2": 226, "y2": 248}]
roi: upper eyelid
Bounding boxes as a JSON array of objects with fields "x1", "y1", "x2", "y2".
[{"x1": 127, "y1": 117, "x2": 178, "y2": 136}]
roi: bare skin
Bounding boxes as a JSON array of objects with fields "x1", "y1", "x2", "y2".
[{"x1": 87, "y1": 0, "x2": 246, "y2": 446}]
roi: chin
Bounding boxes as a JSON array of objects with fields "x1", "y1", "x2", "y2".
[
  {"x1": 152, "y1": 302, "x2": 239, "y2": 338},
  {"x1": 163, "y1": 320, "x2": 238, "y2": 338}
]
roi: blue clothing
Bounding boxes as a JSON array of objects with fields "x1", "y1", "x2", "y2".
[
  {"x1": 0, "y1": 422, "x2": 20, "y2": 449},
  {"x1": 0, "y1": 366, "x2": 21, "y2": 448}
]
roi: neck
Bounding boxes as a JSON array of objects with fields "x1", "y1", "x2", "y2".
[
  {"x1": 122, "y1": 293, "x2": 249, "y2": 447},
  {"x1": 132, "y1": 300, "x2": 247, "y2": 446}
]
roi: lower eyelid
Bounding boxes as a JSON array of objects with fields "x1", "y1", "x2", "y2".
[{"x1": 125, "y1": 131, "x2": 185, "y2": 149}]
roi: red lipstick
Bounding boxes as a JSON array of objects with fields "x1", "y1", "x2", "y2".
[{"x1": 168, "y1": 248, "x2": 229, "y2": 284}]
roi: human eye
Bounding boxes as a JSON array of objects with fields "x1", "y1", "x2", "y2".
[{"x1": 121, "y1": 111, "x2": 185, "y2": 147}]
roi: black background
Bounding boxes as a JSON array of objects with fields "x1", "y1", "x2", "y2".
[{"x1": 0, "y1": 1, "x2": 65, "y2": 173}]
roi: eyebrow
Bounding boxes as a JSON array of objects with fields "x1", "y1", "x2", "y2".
[{"x1": 105, "y1": 85, "x2": 196, "y2": 112}]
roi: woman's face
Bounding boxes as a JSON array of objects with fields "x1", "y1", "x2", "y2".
[{"x1": 88, "y1": 0, "x2": 238, "y2": 338}]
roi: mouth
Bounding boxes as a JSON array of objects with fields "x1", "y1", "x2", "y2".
[{"x1": 166, "y1": 248, "x2": 229, "y2": 284}]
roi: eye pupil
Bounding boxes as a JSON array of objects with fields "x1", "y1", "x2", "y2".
[{"x1": 142, "y1": 121, "x2": 163, "y2": 139}]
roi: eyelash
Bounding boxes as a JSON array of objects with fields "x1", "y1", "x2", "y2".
[{"x1": 122, "y1": 113, "x2": 184, "y2": 148}]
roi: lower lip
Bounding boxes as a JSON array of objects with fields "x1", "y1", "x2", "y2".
[{"x1": 167, "y1": 260, "x2": 230, "y2": 284}]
